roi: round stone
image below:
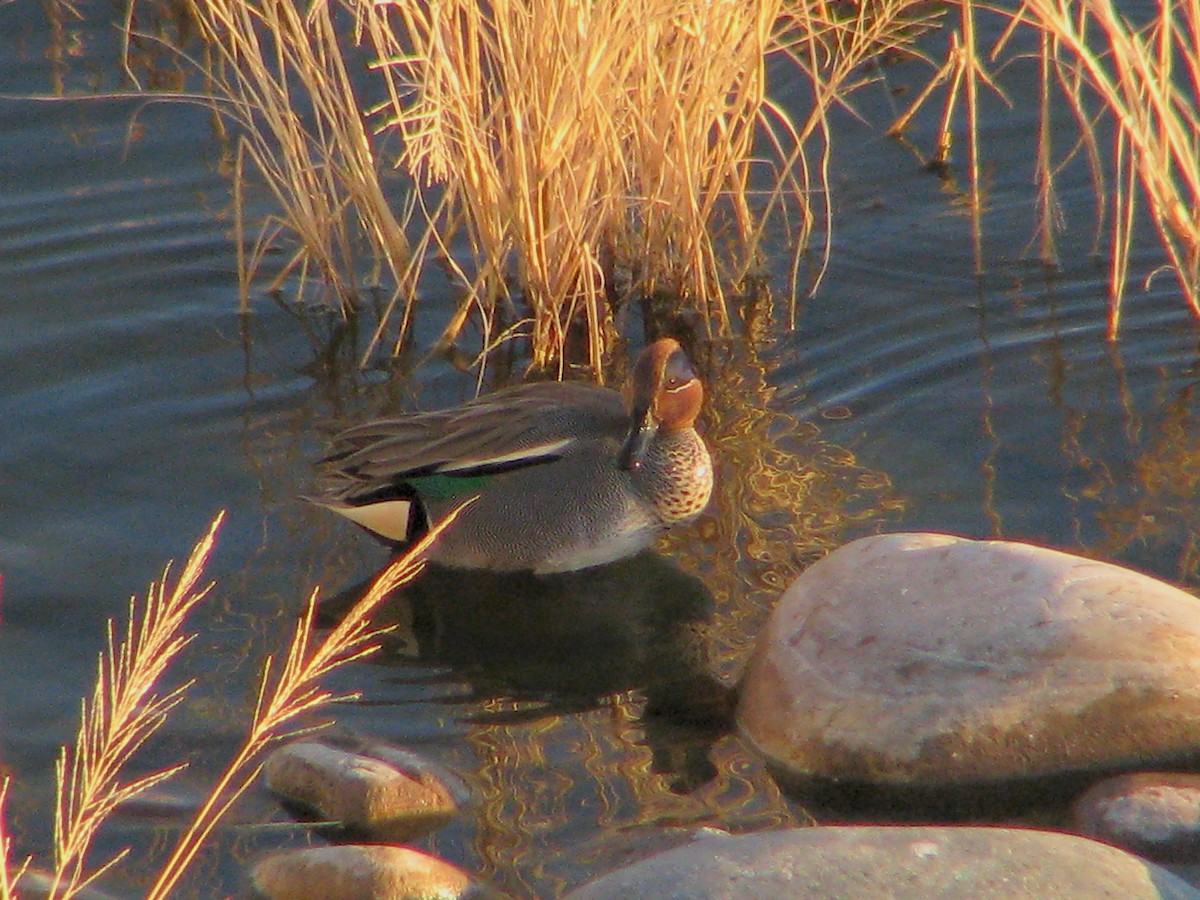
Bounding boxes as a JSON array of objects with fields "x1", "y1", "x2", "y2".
[
  {"x1": 1074, "y1": 772, "x2": 1200, "y2": 861},
  {"x1": 250, "y1": 844, "x2": 472, "y2": 900},
  {"x1": 737, "y1": 533, "x2": 1200, "y2": 788},
  {"x1": 563, "y1": 826, "x2": 1200, "y2": 899},
  {"x1": 264, "y1": 737, "x2": 466, "y2": 837}
]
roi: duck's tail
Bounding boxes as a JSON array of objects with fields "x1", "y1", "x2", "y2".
[{"x1": 302, "y1": 494, "x2": 421, "y2": 545}]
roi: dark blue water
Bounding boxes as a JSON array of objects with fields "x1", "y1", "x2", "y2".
[{"x1": 4, "y1": 3, "x2": 1200, "y2": 896}]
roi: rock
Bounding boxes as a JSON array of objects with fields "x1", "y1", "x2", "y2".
[
  {"x1": 15, "y1": 870, "x2": 123, "y2": 900},
  {"x1": 250, "y1": 844, "x2": 473, "y2": 900},
  {"x1": 264, "y1": 737, "x2": 467, "y2": 837},
  {"x1": 737, "y1": 533, "x2": 1200, "y2": 790},
  {"x1": 562, "y1": 826, "x2": 1200, "y2": 899},
  {"x1": 115, "y1": 779, "x2": 205, "y2": 820},
  {"x1": 1074, "y1": 772, "x2": 1200, "y2": 861}
]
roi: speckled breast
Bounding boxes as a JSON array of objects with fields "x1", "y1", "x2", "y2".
[{"x1": 642, "y1": 430, "x2": 713, "y2": 524}]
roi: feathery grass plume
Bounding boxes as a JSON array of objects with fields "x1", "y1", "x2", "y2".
[
  {"x1": 142, "y1": 503, "x2": 468, "y2": 899},
  {"x1": 48, "y1": 512, "x2": 224, "y2": 900},
  {"x1": 12, "y1": 502, "x2": 464, "y2": 897}
]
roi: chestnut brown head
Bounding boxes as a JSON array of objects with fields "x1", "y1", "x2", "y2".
[{"x1": 617, "y1": 339, "x2": 704, "y2": 471}]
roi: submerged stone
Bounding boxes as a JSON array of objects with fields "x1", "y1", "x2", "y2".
[
  {"x1": 562, "y1": 826, "x2": 1200, "y2": 899},
  {"x1": 16, "y1": 871, "x2": 123, "y2": 900},
  {"x1": 737, "y1": 533, "x2": 1200, "y2": 790},
  {"x1": 250, "y1": 844, "x2": 473, "y2": 900}
]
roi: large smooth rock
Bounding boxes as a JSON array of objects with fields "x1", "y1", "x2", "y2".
[
  {"x1": 562, "y1": 826, "x2": 1200, "y2": 899},
  {"x1": 737, "y1": 533, "x2": 1200, "y2": 788}
]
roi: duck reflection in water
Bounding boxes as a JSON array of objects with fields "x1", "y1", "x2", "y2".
[
  {"x1": 317, "y1": 550, "x2": 734, "y2": 795},
  {"x1": 308, "y1": 337, "x2": 726, "y2": 790}
]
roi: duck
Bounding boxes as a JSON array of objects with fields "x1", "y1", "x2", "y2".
[{"x1": 307, "y1": 338, "x2": 713, "y2": 573}]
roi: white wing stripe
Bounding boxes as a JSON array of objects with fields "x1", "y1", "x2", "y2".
[{"x1": 435, "y1": 437, "x2": 574, "y2": 473}]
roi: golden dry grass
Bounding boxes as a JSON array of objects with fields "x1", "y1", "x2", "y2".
[
  {"x1": 373, "y1": 0, "x2": 799, "y2": 371},
  {"x1": 139, "y1": 0, "x2": 422, "y2": 325},
  {"x1": 119, "y1": 0, "x2": 1200, "y2": 359},
  {"x1": 0, "y1": 506, "x2": 466, "y2": 898},
  {"x1": 126, "y1": 0, "x2": 937, "y2": 372},
  {"x1": 362, "y1": 0, "x2": 943, "y2": 370},
  {"x1": 1021, "y1": 0, "x2": 1200, "y2": 333}
]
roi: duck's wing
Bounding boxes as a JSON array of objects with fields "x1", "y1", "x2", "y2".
[{"x1": 316, "y1": 381, "x2": 627, "y2": 496}]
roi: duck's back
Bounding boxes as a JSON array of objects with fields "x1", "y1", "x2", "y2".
[{"x1": 321, "y1": 381, "x2": 627, "y2": 490}]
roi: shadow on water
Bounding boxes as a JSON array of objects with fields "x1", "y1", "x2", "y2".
[
  {"x1": 317, "y1": 550, "x2": 737, "y2": 791},
  {"x1": 770, "y1": 765, "x2": 1200, "y2": 827}
]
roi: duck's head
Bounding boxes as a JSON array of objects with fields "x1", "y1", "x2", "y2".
[{"x1": 617, "y1": 338, "x2": 704, "y2": 471}]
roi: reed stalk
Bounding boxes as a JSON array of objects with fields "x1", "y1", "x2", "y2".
[{"x1": 1018, "y1": 0, "x2": 1200, "y2": 333}]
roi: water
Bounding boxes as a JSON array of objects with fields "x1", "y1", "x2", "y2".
[{"x1": 3, "y1": 3, "x2": 1200, "y2": 896}]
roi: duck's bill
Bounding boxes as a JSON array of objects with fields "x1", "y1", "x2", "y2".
[{"x1": 617, "y1": 407, "x2": 657, "y2": 471}]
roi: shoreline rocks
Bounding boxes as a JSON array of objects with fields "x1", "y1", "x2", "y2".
[
  {"x1": 1074, "y1": 772, "x2": 1200, "y2": 862},
  {"x1": 250, "y1": 844, "x2": 475, "y2": 900}
]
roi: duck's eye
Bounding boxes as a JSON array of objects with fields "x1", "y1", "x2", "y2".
[{"x1": 664, "y1": 374, "x2": 694, "y2": 392}]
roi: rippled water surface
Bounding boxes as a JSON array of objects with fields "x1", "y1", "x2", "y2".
[{"x1": 4, "y1": 2, "x2": 1200, "y2": 896}]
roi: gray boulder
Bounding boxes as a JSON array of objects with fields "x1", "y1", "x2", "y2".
[
  {"x1": 738, "y1": 533, "x2": 1200, "y2": 788},
  {"x1": 563, "y1": 826, "x2": 1200, "y2": 899}
]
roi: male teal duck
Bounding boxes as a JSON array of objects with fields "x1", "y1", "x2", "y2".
[{"x1": 307, "y1": 338, "x2": 713, "y2": 573}]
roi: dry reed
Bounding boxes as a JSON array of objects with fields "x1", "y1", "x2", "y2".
[
  {"x1": 1019, "y1": 0, "x2": 1200, "y2": 334},
  {"x1": 133, "y1": 0, "x2": 423, "y2": 326},
  {"x1": 893, "y1": 0, "x2": 1200, "y2": 334},
  {"x1": 125, "y1": 0, "x2": 937, "y2": 371},
  {"x1": 126, "y1": 0, "x2": 1200, "y2": 355},
  {"x1": 0, "y1": 505, "x2": 466, "y2": 897},
  {"x1": 369, "y1": 0, "x2": 939, "y2": 371},
  {"x1": 373, "y1": 0, "x2": 797, "y2": 371}
]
